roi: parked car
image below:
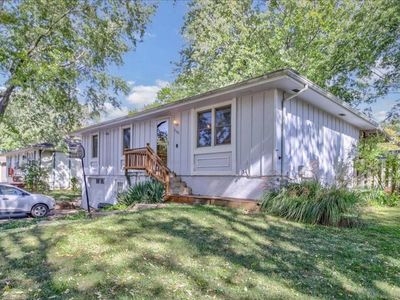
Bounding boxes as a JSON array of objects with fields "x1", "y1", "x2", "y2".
[{"x1": 0, "y1": 184, "x2": 55, "y2": 218}]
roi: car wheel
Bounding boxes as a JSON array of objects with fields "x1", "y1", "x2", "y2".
[{"x1": 31, "y1": 204, "x2": 49, "y2": 218}]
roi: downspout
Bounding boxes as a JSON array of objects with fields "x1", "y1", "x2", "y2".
[{"x1": 280, "y1": 84, "x2": 309, "y2": 179}]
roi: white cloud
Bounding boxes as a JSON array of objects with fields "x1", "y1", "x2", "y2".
[
  {"x1": 126, "y1": 80, "x2": 169, "y2": 107},
  {"x1": 101, "y1": 103, "x2": 130, "y2": 121},
  {"x1": 375, "y1": 110, "x2": 388, "y2": 121}
]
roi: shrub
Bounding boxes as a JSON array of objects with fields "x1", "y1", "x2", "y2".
[
  {"x1": 23, "y1": 160, "x2": 49, "y2": 192},
  {"x1": 117, "y1": 180, "x2": 164, "y2": 206},
  {"x1": 70, "y1": 176, "x2": 79, "y2": 192},
  {"x1": 361, "y1": 189, "x2": 400, "y2": 207},
  {"x1": 261, "y1": 181, "x2": 360, "y2": 227}
]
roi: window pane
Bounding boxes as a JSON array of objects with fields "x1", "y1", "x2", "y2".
[
  {"x1": 0, "y1": 186, "x2": 22, "y2": 195},
  {"x1": 92, "y1": 135, "x2": 98, "y2": 158},
  {"x1": 123, "y1": 128, "x2": 131, "y2": 150},
  {"x1": 197, "y1": 110, "x2": 211, "y2": 147},
  {"x1": 215, "y1": 106, "x2": 231, "y2": 145}
]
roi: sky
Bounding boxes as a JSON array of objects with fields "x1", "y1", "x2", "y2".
[{"x1": 102, "y1": 1, "x2": 187, "y2": 120}]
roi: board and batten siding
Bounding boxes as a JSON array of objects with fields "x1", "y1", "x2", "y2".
[
  {"x1": 278, "y1": 90, "x2": 359, "y2": 183},
  {"x1": 236, "y1": 89, "x2": 277, "y2": 177}
]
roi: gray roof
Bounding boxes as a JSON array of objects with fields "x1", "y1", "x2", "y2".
[{"x1": 72, "y1": 69, "x2": 379, "y2": 134}]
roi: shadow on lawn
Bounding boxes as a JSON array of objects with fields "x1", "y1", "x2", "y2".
[
  {"x1": 109, "y1": 206, "x2": 399, "y2": 299},
  {"x1": 0, "y1": 206, "x2": 398, "y2": 299}
]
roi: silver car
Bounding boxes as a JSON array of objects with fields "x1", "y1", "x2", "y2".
[{"x1": 0, "y1": 184, "x2": 55, "y2": 218}]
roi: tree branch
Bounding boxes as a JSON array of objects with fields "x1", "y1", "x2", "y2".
[{"x1": 0, "y1": 85, "x2": 16, "y2": 118}]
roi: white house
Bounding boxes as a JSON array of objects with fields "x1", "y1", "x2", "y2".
[
  {"x1": 0, "y1": 156, "x2": 6, "y2": 182},
  {"x1": 72, "y1": 69, "x2": 378, "y2": 208},
  {"x1": 2, "y1": 143, "x2": 81, "y2": 189}
]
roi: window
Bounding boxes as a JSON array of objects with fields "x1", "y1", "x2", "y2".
[
  {"x1": 197, "y1": 110, "x2": 212, "y2": 147},
  {"x1": 0, "y1": 186, "x2": 23, "y2": 196},
  {"x1": 117, "y1": 181, "x2": 124, "y2": 193},
  {"x1": 215, "y1": 106, "x2": 231, "y2": 145},
  {"x1": 95, "y1": 178, "x2": 104, "y2": 184},
  {"x1": 92, "y1": 135, "x2": 98, "y2": 158},
  {"x1": 196, "y1": 105, "x2": 231, "y2": 147},
  {"x1": 122, "y1": 127, "x2": 131, "y2": 151}
]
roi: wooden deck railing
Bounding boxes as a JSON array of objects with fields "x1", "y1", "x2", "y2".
[{"x1": 124, "y1": 144, "x2": 170, "y2": 194}]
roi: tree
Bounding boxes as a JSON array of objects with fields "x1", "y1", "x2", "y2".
[
  {"x1": 0, "y1": 0, "x2": 156, "y2": 148},
  {"x1": 158, "y1": 0, "x2": 400, "y2": 112}
]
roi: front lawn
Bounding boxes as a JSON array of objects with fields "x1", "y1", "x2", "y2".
[{"x1": 0, "y1": 205, "x2": 399, "y2": 299}]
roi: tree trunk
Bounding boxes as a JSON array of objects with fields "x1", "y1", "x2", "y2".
[{"x1": 0, "y1": 85, "x2": 15, "y2": 118}]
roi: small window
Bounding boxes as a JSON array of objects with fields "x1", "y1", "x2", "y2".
[
  {"x1": 117, "y1": 181, "x2": 124, "y2": 193},
  {"x1": 197, "y1": 110, "x2": 212, "y2": 147},
  {"x1": 122, "y1": 127, "x2": 131, "y2": 151},
  {"x1": 92, "y1": 135, "x2": 98, "y2": 158},
  {"x1": 95, "y1": 178, "x2": 104, "y2": 184},
  {"x1": 215, "y1": 105, "x2": 231, "y2": 145}
]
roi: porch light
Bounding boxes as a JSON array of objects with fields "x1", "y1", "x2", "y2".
[{"x1": 173, "y1": 119, "x2": 179, "y2": 126}]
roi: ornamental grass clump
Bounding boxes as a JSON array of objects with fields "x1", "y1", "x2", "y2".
[
  {"x1": 117, "y1": 180, "x2": 164, "y2": 207},
  {"x1": 261, "y1": 181, "x2": 360, "y2": 227}
]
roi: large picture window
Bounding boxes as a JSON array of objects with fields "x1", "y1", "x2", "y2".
[
  {"x1": 122, "y1": 127, "x2": 131, "y2": 151},
  {"x1": 92, "y1": 134, "x2": 98, "y2": 158},
  {"x1": 196, "y1": 105, "x2": 231, "y2": 148}
]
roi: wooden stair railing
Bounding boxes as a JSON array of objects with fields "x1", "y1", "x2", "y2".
[{"x1": 124, "y1": 143, "x2": 170, "y2": 195}]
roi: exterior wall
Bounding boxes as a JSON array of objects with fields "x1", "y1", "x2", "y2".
[
  {"x1": 0, "y1": 156, "x2": 6, "y2": 182},
  {"x1": 277, "y1": 90, "x2": 359, "y2": 184},
  {"x1": 4, "y1": 149, "x2": 80, "y2": 189},
  {"x1": 79, "y1": 87, "x2": 362, "y2": 206}
]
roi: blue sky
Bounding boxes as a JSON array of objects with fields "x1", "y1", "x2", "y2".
[{"x1": 103, "y1": 1, "x2": 187, "y2": 120}]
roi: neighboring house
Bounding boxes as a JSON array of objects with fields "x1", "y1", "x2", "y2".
[
  {"x1": 0, "y1": 156, "x2": 6, "y2": 182},
  {"x1": 72, "y1": 69, "x2": 378, "y2": 208},
  {"x1": 2, "y1": 143, "x2": 81, "y2": 189}
]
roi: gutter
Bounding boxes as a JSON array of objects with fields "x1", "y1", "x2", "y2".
[{"x1": 280, "y1": 84, "x2": 309, "y2": 178}]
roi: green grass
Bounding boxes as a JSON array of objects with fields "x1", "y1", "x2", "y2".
[
  {"x1": 0, "y1": 205, "x2": 399, "y2": 299},
  {"x1": 47, "y1": 189, "x2": 81, "y2": 202}
]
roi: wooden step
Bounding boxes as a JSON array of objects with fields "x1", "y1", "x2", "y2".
[{"x1": 165, "y1": 194, "x2": 260, "y2": 212}]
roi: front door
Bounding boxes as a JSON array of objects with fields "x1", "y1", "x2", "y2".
[{"x1": 156, "y1": 120, "x2": 168, "y2": 166}]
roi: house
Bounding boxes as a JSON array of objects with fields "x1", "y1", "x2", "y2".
[
  {"x1": 72, "y1": 69, "x2": 378, "y2": 208},
  {"x1": 0, "y1": 156, "x2": 6, "y2": 182},
  {"x1": 2, "y1": 143, "x2": 81, "y2": 189}
]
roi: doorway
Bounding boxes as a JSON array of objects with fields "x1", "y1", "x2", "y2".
[{"x1": 156, "y1": 120, "x2": 168, "y2": 166}]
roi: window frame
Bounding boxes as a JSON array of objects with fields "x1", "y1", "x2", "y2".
[
  {"x1": 195, "y1": 103, "x2": 232, "y2": 149},
  {"x1": 214, "y1": 105, "x2": 232, "y2": 146},
  {"x1": 91, "y1": 133, "x2": 99, "y2": 159},
  {"x1": 191, "y1": 99, "x2": 236, "y2": 175},
  {"x1": 122, "y1": 126, "x2": 132, "y2": 153}
]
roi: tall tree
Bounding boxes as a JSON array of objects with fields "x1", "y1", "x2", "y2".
[
  {"x1": 159, "y1": 0, "x2": 400, "y2": 113},
  {"x1": 0, "y1": 0, "x2": 156, "y2": 149}
]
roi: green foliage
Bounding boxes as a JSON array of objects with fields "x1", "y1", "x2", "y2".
[
  {"x1": 361, "y1": 189, "x2": 400, "y2": 207},
  {"x1": 159, "y1": 0, "x2": 400, "y2": 112},
  {"x1": 117, "y1": 180, "x2": 164, "y2": 206},
  {"x1": 0, "y1": 0, "x2": 156, "y2": 150},
  {"x1": 355, "y1": 135, "x2": 400, "y2": 193},
  {"x1": 23, "y1": 160, "x2": 49, "y2": 192},
  {"x1": 261, "y1": 181, "x2": 360, "y2": 227},
  {"x1": 70, "y1": 176, "x2": 79, "y2": 192}
]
